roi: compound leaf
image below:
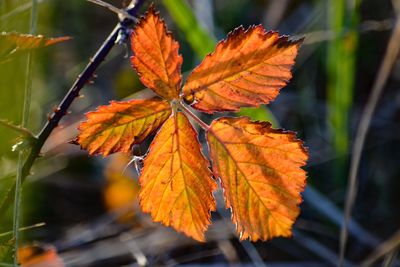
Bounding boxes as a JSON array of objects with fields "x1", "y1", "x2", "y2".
[
  {"x1": 207, "y1": 117, "x2": 308, "y2": 241},
  {"x1": 183, "y1": 26, "x2": 302, "y2": 113},
  {"x1": 131, "y1": 6, "x2": 183, "y2": 100},
  {"x1": 76, "y1": 98, "x2": 171, "y2": 156},
  {"x1": 139, "y1": 111, "x2": 216, "y2": 241}
]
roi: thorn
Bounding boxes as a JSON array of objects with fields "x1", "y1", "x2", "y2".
[
  {"x1": 68, "y1": 139, "x2": 79, "y2": 145},
  {"x1": 88, "y1": 80, "x2": 94, "y2": 85},
  {"x1": 93, "y1": 73, "x2": 98, "y2": 78},
  {"x1": 89, "y1": 57, "x2": 94, "y2": 63},
  {"x1": 122, "y1": 156, "x2": 143, "y2": 176},
  {"x1": 78, "y1": 94, "x2": 85, "y2": 98},
  {"x1": 47, "y1": 113, "x2": 52, "y2": 121},
  {"x1": 52, "y1": 106, "x2": 61, "y2": 113},
  {"x1": 66, "y1": 110, "x2": 72, "y2": 115}
]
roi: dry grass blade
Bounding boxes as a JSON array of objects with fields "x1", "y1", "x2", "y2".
[
  {"x1": 361, "y1": 229, "x2": 400, "y2": 266},
  {"x1": 339, "y1": 10, "x2": 400, "y2": 267},
  {"x1": 0, "y1": 223, "x2": 45, "y2": 238},
  {"x1": 294, "y1": 230, "x2": 355, "y2": 267}
]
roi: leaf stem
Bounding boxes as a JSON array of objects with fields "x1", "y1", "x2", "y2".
[{"x1": 178, "y1": 101, "x2": 209, "y2": 131}]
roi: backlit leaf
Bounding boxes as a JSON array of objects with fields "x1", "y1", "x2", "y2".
[
  {"x1": 18, "y1": 244, "x2": 64, "y2": 267},
  {"x1": 76, "y1": 98, "x2": 171, "y2": 156},
  {"x1": 130, "y1": 6, "x2": 183, "y2": 100},
  {"x1": 183, "y1": 26, "x2": 302, "y2": 113},
  {"x1": 139, "y1": 112, "x2": 216, "y2": 241},
  {"x1": 207, "y1": 117, "x2": 308, "y2": 241},
  {"x1": 103, "y1": 154, "x2": 139, "y2": 220},
  {"x1": 0, "y1": 32, "x2": 71, "y2": 62}
]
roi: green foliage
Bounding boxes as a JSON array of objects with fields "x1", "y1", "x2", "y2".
[
  {"x1": 162, "y1": 0, "x2": 216, "y2": 58},
  {"x1": 326, "y1": 0, "x2": 360, "y2": 183}
]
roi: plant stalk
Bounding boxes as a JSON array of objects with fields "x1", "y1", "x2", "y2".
[
  {"x1": 12, "y1": 0, "x2": 38, "y2": 265},
  {"x1": 0, "y1": 0, "x2": 147, "y2": 219}
]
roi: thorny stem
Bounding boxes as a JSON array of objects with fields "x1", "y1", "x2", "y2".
[
  {"x1": 13, "y1": 0, "x2": 37, "y2": 265},
  {"x1": 0, "y1": 0, "x2": 147, "y2": 215},
  {"x1": 178, "y1": 101, "x2": 210, "y2": 131}
]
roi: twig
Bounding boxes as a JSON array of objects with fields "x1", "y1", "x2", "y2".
[
  {"x1": 13, "y1": 0, "x2": 38, "y2": 264},
  {"x1": 338, "y1": 12, "x2": 400, "y2": 267},
  {"x1": 0, "y1": 0, "x2": 147, "y2": 214}
]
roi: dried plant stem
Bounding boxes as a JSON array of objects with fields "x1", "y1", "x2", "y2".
[
  {"x1": 12, "y1": 0, "x2": 38, "y2": 265},
  {"x1": 339, "y1": 12, "x2": 400, "y2": 267},
  {"x1": 0, "y1": 223, "x2": 45, "y2": 238},
  {"x1": 361, "y1": 229, "x2": 400, "y2": 266}
]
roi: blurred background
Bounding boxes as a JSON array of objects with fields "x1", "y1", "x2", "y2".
[{"x1": 1, "y1": 0, "x2": 400, "y2": 266}]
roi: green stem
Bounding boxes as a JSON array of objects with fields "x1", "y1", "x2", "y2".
[
  {"x1": 13, "y1": 0, "x2": 38, "y2": 265},
  {"x1": 326, "y1": 0, "x2": 359, "y2": 185}
]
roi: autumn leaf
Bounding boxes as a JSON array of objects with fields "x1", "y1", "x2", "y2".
[
  {"x1": 130, "y1": 6, "x2": 183, "y2": 100},
  {"x1": 76, "y1": 5, "x2": 307, "y2": 242},
  {"x1": 207, "y1": 117, "x2": 308, "y2": 241},
  {"x1": 76, "y1": 98, "x2": 171, "y2": 156},
  {"x1": 18, "y1": 244, "x2": 64, "y2": 267},
  {"x1": 183, "y1": 25, "x2": 302, "y2": 113},
  {"x1": 0, "y1": 32, "x2": 71, "y2": 62},
  {"x1": 139, "y1": 112, "x2": 216, "y2": 241},
  {"x1": 103, "y1": 154, "x2": 139, "y2": 219}
]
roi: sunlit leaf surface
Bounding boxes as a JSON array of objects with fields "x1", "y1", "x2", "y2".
[
  {"x1": 130, "y1": 6, "x2": 183, "y2": 100},
  {"x1": 139, "y1": 112, "x2": 216, "y2": 241},
  {"x1": 76, "y1": 98, "x2": 171, "y2": 156},
  {"x1": 207, "y1": 117, "x2": 308, "y2": 241},
  {"x1": 183, "y1": 26, "x2": 301, "y2": 113}
]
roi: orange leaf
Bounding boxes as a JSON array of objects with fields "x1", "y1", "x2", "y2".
[
  {"x1": 207, "y1": 117, "x2": 308, "y2": 241},
  {"x1": 130, "y1": 6, "x2": 182, "y2": 100},
  {"x1": 18, "y1": 244, "x2": 64, "y2": 267},
  {"x1": 183, "y1": 26, "x2": 302, "y2": 113},
  {"x1": 103, "y1": 154, "x2": 139, "y2": 217},
  {"x1": 0, "y1": 32, "x2": 71, "y2": 62},
  {"x1": 139, "y1": 112, "x2": 216, "y2": 241},
  {"x1": 76, "y1": 98, "x2": 171, "y2": 156}
]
